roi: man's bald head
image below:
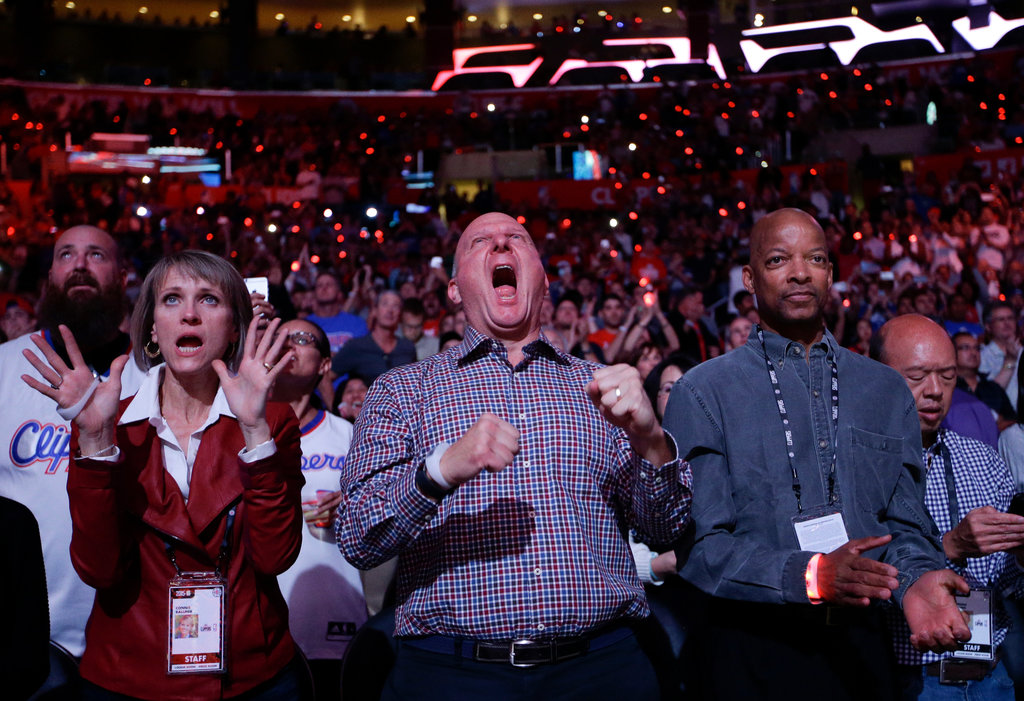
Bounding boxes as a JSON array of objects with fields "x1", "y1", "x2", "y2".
[
  {"x1": 875, "y1": 314, "x2": 957, "y2": 444},
  {"x1": 447, "y1": 212, "x2": 548, "y2": 350},
  {"x1": 741, "y1": 207, "x2": 831, "y2": 347},
  {"x1": 749, "y1": 208, "x2": 825, "y2": 260},
  {"x1": 872, "y1": 314, "x2": 949, "y2": 365},
  {"x1": 55, "y1": 225, "x2": 118, "y2": 249}
]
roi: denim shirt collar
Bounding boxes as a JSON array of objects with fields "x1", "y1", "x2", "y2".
[{"x1": 748, "y1": 325, "x2": 838, "y2": 370}]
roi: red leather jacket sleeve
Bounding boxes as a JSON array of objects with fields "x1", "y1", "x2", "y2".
[
  {"x1": 67, "y1": 450, "x2": 134, "y2": 589},
  {"x1": 238, "y1": 403, "x2": 304, "y2": 575}
]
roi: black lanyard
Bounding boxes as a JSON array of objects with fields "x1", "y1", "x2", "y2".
[
  {"x1": 756, "y1": 325, "x2": 839, "y2": 513},
  {"x1": 164, "y1": 507, "x2": 237, "y2": 577},
  {"x1": 927, "y1": 434, "x2": 959, "y2": 529}
]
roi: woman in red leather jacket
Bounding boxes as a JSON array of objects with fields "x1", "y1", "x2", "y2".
[{"x1": 23, "y1": 251, "x2": 306, "y2": 700}]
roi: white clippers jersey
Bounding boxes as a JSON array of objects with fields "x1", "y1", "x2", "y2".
[
  {"x1": 277, "y1": 409, "x2": 367, "y2": 659},
  {"x1": 0, "y1": 333, "x2": 146, "y2": 656}
]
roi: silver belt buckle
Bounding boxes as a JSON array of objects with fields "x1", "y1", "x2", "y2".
[
  {"x1": 939, "y1": 658, "x2": 987, "y2": 684},
  {"x1": 509, "y1": 639, "x2": 540, "y2": 668}
]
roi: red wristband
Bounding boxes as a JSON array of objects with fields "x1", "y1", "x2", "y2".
[{"x1": 805, "y1": 553, "x2": 824, "y2": 604}]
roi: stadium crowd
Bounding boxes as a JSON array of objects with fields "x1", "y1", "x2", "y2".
[
  {"x1": 3, "y1": 39, "x2": 1024, "y2": 699},
  {"x1": 0, "y1": 51, "x2": 1019, "y2": 353}
]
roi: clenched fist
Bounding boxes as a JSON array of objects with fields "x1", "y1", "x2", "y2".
[{"x1": 439, "y1": 413, "x2": 520, "y2": 486}]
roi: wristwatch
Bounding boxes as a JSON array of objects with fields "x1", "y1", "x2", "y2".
[{"x1": 415, "y1": 464, "x2": 451, "y2": 501}]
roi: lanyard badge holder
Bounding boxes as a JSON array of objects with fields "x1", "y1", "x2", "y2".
[
  {"x1": 166, "y1": 507, "x2": 235, "y2": 675},
  {"x1": 951, "y1": 589, "x2": 994, "y2": 660},
  {"x1": 755, "y1": 327, "x2": 850, "y2": 553},
  {"x1": 940, "y1": 589, "x2": 994, "y2": 682}
]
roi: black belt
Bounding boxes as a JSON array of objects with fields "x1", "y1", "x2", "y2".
[
  {"x1": 402, "y1": 625, "x2": 632, "y2": 668},
  {"x1": 477, "y1": 638, "x2": 589, "y2": 666},
  {"x1": 922, "y1": 657, "x2": 998, "y2": 684}
]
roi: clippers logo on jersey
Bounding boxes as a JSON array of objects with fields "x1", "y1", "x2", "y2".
[
  {"x1": 300, "y1": 453, "x2": 347, "y2": 472},
  {"x1": 10, "y1": 420, "x2": 71, "y2": 474}
]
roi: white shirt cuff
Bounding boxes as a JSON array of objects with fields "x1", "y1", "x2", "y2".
[
  {"x1": 425, "y1": 443, "x2": 453, "y2": 490},
  {"x1": 649, "y1": 553, "x2": 664, "y2": 586},
  {"x1": 239, "y1": 439, "x2": 277, "y2": 463},
  {"x1": 84, "y1": 445, "x2": 121, "y2": 462}
]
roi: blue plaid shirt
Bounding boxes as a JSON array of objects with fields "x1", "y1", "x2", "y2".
[
  {"x1": 889, "y1": 428, "x2": 1024, "y2": 665},
  {"x1": 337, "y1": 326, "x2": 692, "y2": 639}
]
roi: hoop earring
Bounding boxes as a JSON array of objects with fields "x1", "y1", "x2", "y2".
[{"x1": 144, "y1": 340, "x2": 161, "y2": 359}]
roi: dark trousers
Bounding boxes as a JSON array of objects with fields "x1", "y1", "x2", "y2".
[
  {"x1": 634, "y1": 579, "x2": 708, "y2": 700},
  {"x1": 307, "y1": 659, "x2": 341, "y2": 701},
  {"x1": 80, "y1": 654, "x2": 311, "y2": 701},
  {"x1": 382, "y1": 632, "x2": 658, "y2": 701},
  {"x1": 688, "y1": 595, "x2": 896, "y2": 701}
]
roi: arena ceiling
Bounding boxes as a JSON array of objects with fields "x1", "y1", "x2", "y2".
[{"x1": 50, "y1": 0, "x2": 869, "y2": 35}]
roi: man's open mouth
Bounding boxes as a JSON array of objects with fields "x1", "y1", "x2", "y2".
[{"x1": 492, "y1": 265, "x2": 517, "y2": 299}]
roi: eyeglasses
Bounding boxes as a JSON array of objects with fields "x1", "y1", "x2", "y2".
[{"x1": 283, "y1": 331, "x2": 319, "y2": 347}]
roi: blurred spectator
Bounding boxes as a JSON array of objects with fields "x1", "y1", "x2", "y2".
[
  {"x1": 669, "y1": 288, "x2": 718, "y2": 363},
  {"x1": 953, "y1": 331, "x2": 1016, "y2": 432},
  {"x1": 332, "y1": 374, "x2": 369, "y2": 422},
  {"x1": 975, "y1": 205, "x2": 1011, "y2": 272},
  {"x1": 723, "y1": 314, "x2": 754, "y2": 353},
  {"x1": 942, "y1": 292, "x2": 984, "y2": 337},
  {"x1": 1000, "y1": 334, "x2": 1024, "y2": 493},
  {"x1": 644, "y1": 352, "x2": 696, "y2": 422},
  {"x1": 544, "y1": 290, "x2": 586, "y2": 354},
  {"x1": 733, "y1": 290, "x2": 758, "y2": 323},
  {"x1": 979, "y1": 301, "x2": 1022, "y2": 413},
  {"x1": 438, "y1": 331, "x2": 462, "y2": 353},
  {"x1": 306, "y1": 271, "x2": 368, "y2": 356},
  {"x1": 439, "y1": 307, "x2": 466, "y2": 337},
  {"x1": 847, "y1": 317, "x2": 873, "y2": 356},
  {"x1": 0, "y1": 296, "x2": 35, "y2": 341},
  {"x1": 400, "y1": 297, "x2": 439, "y2": 360},
  {"x1": 587, "y1": 294, "x2": 627, "y2": 352},
  {"x1": 614, "y1": 291, "x2": 680, "y2": 364},
  {"x1": 631, "y1": 341, "x2": 663, "y2": 383},
  {"x1": 330, "y1": 290, "x2": 415, "y2": 385}
]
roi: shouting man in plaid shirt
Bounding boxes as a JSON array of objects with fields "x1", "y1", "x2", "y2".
[
  {"x1": 337, "y1": 212, "x2": 692, "y2": 699},
  {"x1": 877, "y1": 314, "x2": 1024, "y2": 700}
]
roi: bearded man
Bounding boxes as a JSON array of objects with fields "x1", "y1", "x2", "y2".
[{"x1": 0, "y1": 225, "x2": 145, "y2": 657}]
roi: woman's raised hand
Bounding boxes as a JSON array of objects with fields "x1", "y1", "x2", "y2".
[
  {"x1": 213, "y1": 316, "x2": 294, "y2": 450},
  {"x1": 21, "y1": 324, "x2": 127, "y2": 452}
]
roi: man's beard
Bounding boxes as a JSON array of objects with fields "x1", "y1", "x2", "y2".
[{"x1": 37, "y1": 273, "x2": 125, "y2": 351}]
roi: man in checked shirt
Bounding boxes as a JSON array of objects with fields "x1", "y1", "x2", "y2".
[
  {"x1": 876, "y1": 314, "x2": 1024, "y2": 700},
  {"x1": 337, "y1": 212, "x2": 692, "y2": 699}
]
